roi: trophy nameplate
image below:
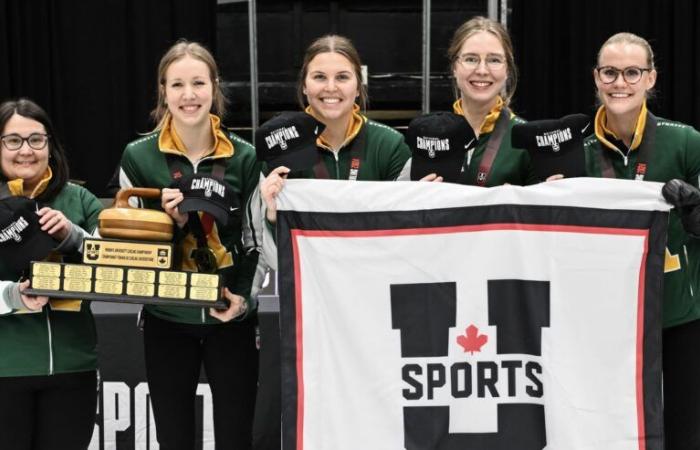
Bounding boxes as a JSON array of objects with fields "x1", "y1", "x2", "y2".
[
  {"x1": 127, "y1": 282, "x2": 155, "y2": 297},
  {"x1": 127, "y1": 269, "x2": 156, "y2": 283},
  {"x1": 159, "y1": 271, "x2": 188, "y2": 285},
  {"x1": 32, "y1": 276, "x2": 61, "y2": 290},
  {"x1": 27, "y1": 261, "x2": 225, "y2": 309},
  {"x1": 63, "y1": 278, "x2": 92, "y2": 293},
  {"x1": 83, "y1": 238, "x2": 173, "y2": 269}
]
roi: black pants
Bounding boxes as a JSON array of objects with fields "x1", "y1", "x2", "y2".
[
  {"x1": 144, "y1": 310, "x2": 259, "y2": 450},
  {"x1": 0, "y1": 370, "x2": 97, "y2": 450},
  {"x1": 664, "y1": 318, "x2": 700, "y2": 450}
]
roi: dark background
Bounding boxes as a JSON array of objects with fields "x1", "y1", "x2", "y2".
[{"x1": 1, "y1": 0, "x2": 699, "y2": 196}]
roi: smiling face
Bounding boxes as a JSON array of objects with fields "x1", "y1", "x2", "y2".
[
  {"x1": 595, "y1": 42, "x2": 656, "y2": 118},
  {"x1": 303, "y1": 51, "x2": 360, "y2": 125},
  {"x1": 452, "y1": 30, "x2": 508, "y2": 109},
  {"x1": 163, "y1": 55, "x2": 214, "y2": 130},
  {"x1": 1, "y1": 113, "x2": 50, "y2": 190}
]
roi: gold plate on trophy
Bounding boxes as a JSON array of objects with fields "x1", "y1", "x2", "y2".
[
  {"x1": 32, "y1": 262, "x2": 62, "y2": 278},
  {"x1": 190, "y1": 273, "x2": 219, "y2": 288},
  {"x1": 32, "y1": 276, "x2": 61, "y2": 290},
  {"x1": 95, "y1": 280, "x2": 123, "y2": 295},
  {"x1": 64, "y1": 264, "x2": 93, "y2": 279},
  {"x1": 189, "y1": 286, "x2": 219, "y2": 302},
  {"x1": 83, "y1": 238, "x2": 173, "y2": 269},
  {"x1": 127, "y1": 269, "x2": 156, "y2": 284},
  {"x1": 127, "y1": 282, "x2": 155, "y2": 297},
  {"x1": 95, "y1": 267, "x2": 124, "y2": 282},
  {"x1": 158, "y1": 284, "x2": 187, "y2": 299},
  {"x1": 159, "y1": 271, "x2": 188, "y2": 286},
  {"x1": 63, "y1": 278, "x2": 92, "y2": 293}
]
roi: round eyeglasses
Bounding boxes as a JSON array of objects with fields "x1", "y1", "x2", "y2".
[
  {"x1": 456, "y1": 54, "x2": 506, "y2": 71},
  {"x1": 0, "y1": 133, "x2": 50, "y2": 151},
  {"x1": 596, "y1": 66, "x2": 652, "y2": 85}
]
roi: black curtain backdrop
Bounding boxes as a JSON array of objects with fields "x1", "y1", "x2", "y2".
[
  {"x1": 510, "y1": 0, "x2": 700, "y2": 126},
  {"x1": 0, "y1": 0, "x2": 217, "y2": 197},
  {"x1": 1, "y1": 0, "x2": 699, "y2": 195}
]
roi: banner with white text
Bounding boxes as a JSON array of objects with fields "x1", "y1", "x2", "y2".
[{"x1": 276, "y1": 178, "x2": 668, "y2": 450}]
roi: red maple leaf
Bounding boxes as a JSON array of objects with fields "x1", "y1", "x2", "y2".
[{"x1": 456, "y1": 325, "x2": 488, "y2": 355}]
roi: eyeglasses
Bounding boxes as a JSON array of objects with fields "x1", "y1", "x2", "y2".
[
  {"x1": 596, "y1": 66, "x2": 652, "y2": 85},
  {"x1": 0, "y1": 133, "x2": 50, "y2": 151},
  {"x1": 456, "y1": 54, "x2": 506, "y2": 71}
]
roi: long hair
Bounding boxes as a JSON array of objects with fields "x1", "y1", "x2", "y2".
[
  {"x1": 151, "y1": 40, "x2": 227, "y2": 131},
  {"x1": 296, "y1": 35, "x2": 368, "y2": 111},
  {"x1": 447, "y1": 16, "x2": 518, "y2": 106},
  {"x1": 0, "y1": 98, "x2": 69, "y2": 202}
]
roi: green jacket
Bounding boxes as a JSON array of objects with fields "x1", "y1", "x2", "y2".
[
  {"x1": 0, "y1": 183, "x2": 102, "y2": 377},
  {"x1": 459, "y1": 114, "x2": 536, "y2": 186},
  {"x1": 584, "y1": 116, "x2": 700, "y2": 327},
  {"x1": 120, "y1": 130, "x2": 263, "y2": 325},
  {"x1": 280, "y1": 118, "x2": 410, "y2": 180},
  {"x1": 397, "y1": 112, "x2": 536, "y2": 186}
]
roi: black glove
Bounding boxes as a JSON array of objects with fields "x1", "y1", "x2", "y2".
[{"x1": 662, "y1": 179, "x2": 700, "y2": 238}]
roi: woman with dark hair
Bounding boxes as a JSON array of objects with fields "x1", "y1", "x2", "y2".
[
  {"x1": 0, "y1": 98, "x2": 103, "y2": 449},
  {"x1": 260, "y1": 34, "x2": 410, "y2": 225},
  {"x1": 119, "y1": 40, "x2": 263, "y2": 449},
  {"x1": 584, "y1": 32, "x2": 700, "y2": 449}
]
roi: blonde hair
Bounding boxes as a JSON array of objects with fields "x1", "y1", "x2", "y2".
[
  {"x1": 447, "y1": 16, "x2": 518, "y2": 105},
  {"x1": 297, "y1": 35, "x2": 367, "y2": 111},
  {"x1": 597, "y1": 32, "x2": 655, "y2": 70},
  {"x1": 151, "y1": 40, "x2": 226, "y2": 130}
]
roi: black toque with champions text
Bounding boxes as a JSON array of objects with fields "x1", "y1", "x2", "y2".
[
  {"x1": 255, "y1": 111, "x2": 325, "y2": 171},
  {"x1": 511, "y1": 114, "x2": 590, "y2": 181},
  {"x1": 172, "y1": 174, "x2": 240, "y2": 226},
  {"x1": 0, "y1": 196, "x2": 56, "y2": 274},
  {"x1": 408, "y1": 111, "x2": 476, "y2": 184}
]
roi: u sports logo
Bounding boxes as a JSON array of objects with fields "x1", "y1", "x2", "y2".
[{"x1": 390, "y1": 279, "x2": 550, "y2": 450}]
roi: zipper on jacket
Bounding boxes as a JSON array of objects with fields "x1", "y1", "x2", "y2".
[
  {"x1": 175, "y1": 154, "x2": 211, "y2": 324},
  {"x1": 46, "y1": 309, "x2": 54, "y2": 375},
  {"x1": 332, "y1": 151, "x2": 340, "y2": 179},
  {"x1": 684, "y1": 245, "x2": 694, "y2": 297}
]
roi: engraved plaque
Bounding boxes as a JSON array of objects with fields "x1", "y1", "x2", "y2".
[
  {"x1": 32, "y1": 276, "x2": 61, "y2": 290},
  {"x1": 158, "y1": 284, "x2": 187, "y2": 299},
  {"x1": 63, "y1": 278, "x2": 92, "y2": 293},
  {"x1": 159, "y1": 271, "x2": 188, "y2": 286},
  {"x1": 190, "y1": 273, "x2": 219, "y2": 288},
  {"x1": 127, "y1": 269, "x2": 156, "y2": 284},
  {"x1": 94, "y1": 280, "x2": 123, "y2": 295},
  {"x1": 95, "y1": 267, "x2": 124, "y2": 281},
  {"x1": 83, "y1": 238, "x2": 173, "y2": 269},
  {"x1": 64, "y1": 264, "x2": 93, "y2": 279},
  {"x1": 127, "y1": 282, "x2": 155, "y2": 297},
  {"x1": 189, "y1": 286, "x2": 219, "y2": 302},
  {"x1": 32, "y1": 263, "x2": 61, "y2": 278}
]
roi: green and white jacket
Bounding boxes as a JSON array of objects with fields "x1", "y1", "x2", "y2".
[
  {"x1": 119, "y1": 116, "x2": 264, "y2": 325},
  {"x1": 0, "y1": 182, "x2": 102, "y2": 377},
  {"x1": 584, "y1": 105, "x2": 700, "y2": 328}
]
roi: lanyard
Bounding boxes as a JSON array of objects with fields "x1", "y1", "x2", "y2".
[
  {"x1": 599, "y1": 112, "x2": 657, "y2": 181},
  {"x1": 474, "y1": 107, "x2": 511, "y2": 187},
  {"x1": 165, "y1": 153, "x2": 227, "y2": 273},
  {"x1": 313, "y1": 121, "x2": 367, "y2": 180}
]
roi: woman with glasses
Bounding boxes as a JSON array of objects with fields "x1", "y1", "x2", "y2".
[
  {"x1": 118, "y1": 40, "x2": 262, "y2": 449},
  {"x1": 0, "y1": 98, "x2": 103, "y2": 450},
  {"x1": 584, "y1": 32, "x2": 700, "y2": 449},
  {"x1": 400, "y1": 16, "x2": 534, "y2": 186}
]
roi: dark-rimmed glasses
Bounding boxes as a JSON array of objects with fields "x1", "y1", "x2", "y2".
[
  {"x1": 596, "y1": 66, "x2": 652, "y2": 85},
  {"x1": 0, "y1": 133, "x2": 50, "y2": 151}
]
